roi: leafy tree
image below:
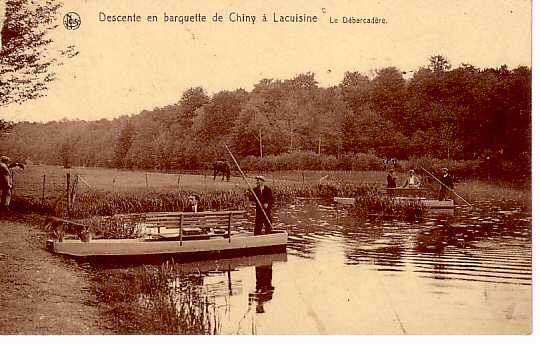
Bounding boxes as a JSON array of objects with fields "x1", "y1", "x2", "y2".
[
  {"x1": 370, "y1": 67, "x2": 406, "y2": 128},
  {"x1": 59, "y1": 141, "x2": 74, "y2": 168},
  {"x1": 428, "y1": 55, "x2": 451, "y2": 73},
  {"x1": 280, "y1": 73, "x2": 318, "y2": 152},
  {"x1": 1, "y1": 0, "x2": 77, "y2": 134},
  {"x1": 176, "y1": 87, "x2": 210, "y2": 126},
  {"x1": 114, "y1": 122, "x2": 137, "y2": 168},
  {"x1": 339, "y1": 71, "x2": 371, "y2": 114},
  {"x1": 193, "y1": 89, "x2": 248, "y2": 142},
  {"x1": 232, "y1": 97, "x2": 269, "y2": 157},
  {"x1": 0, "y1": 119, "x2": 13, "y2": 135},
  {"x1": 0, "y1": 0, "x2": 79, "y2": 103},
  {"x1": 297, "y1": 87, "x2": 346, "y2": 154}
]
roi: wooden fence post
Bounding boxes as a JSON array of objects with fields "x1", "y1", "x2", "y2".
[
  {"x1": 145, "y1": 172, "x2": 148, "y2": 188},
  {"x1": 66, "y1": 173, "x2": 70, "y2": 214},
  {"x1": 41, "y1": 174, "x2": 46, "y2": 207},
  {"x1": 70, "y1": 175, "x2": 79, "y2": 211}
]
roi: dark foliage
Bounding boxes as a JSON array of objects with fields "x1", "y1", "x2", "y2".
[{"x1": 0, "y1": 58, "x2": 531, "y2": 181}]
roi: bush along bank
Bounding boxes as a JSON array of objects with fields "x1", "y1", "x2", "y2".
[{"x1": 239, "y1": 152, "x2": 529, "y2": 184}]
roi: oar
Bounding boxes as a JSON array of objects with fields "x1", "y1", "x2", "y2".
[
  {"x1": 224, "y1": 144, "x2": 274, "y2": 231},
  {"x1": 420, "y1": 167, "x2": 473, "y2": 208}
]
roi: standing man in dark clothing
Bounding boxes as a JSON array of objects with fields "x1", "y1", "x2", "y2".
[
  {"x1": 438, "y1": 168, "x2": 454, "y2": 200},
  {"x1": 0, "y1": 156, "x2": 13, "y2": 212},
  {"x1": 249, "y1": 175, "x2": 273, "y2": 235},
  {"x1": 386, "y1": 169, "x2": 397, "y2": 196},
  {"x1": 386, "y1": 169, "x2": 397, "y2": 188}
]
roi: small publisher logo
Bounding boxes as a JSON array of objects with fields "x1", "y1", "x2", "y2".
[{"x1": 63, "y1": 12, "x2": 81, "y2": 30}]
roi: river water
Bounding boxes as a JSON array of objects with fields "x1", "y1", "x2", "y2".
[
  {"x1": 172, "y1": 199, "x2": 531, "y2": 335},
  {"x1": 91, "y1": 199, "x2": 532, "y2": 335}
]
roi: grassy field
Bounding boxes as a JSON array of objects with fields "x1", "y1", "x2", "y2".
[
  {"x1": 12, "y1": 165, "x2": 250, "y2": 198},
  {"x1": 9, "y1": 164, "x2": 530, "y2": 219},
  {"x1": 11, "y1": 164, "x2": 394, "y2": 198},
  {"x1": 11, "y1": 164, "x2": 530, "y2": 200}
]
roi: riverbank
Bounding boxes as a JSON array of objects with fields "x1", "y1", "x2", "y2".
[{"x1": 0, "y1": 214, "x2": 113, "y2": 335}]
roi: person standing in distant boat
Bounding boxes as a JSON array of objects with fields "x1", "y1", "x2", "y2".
[
  {"x1": 438, "y1": 168, "x2": 454, "y2": 200},
  {"x1": 248, "y1": 176, "x2": 273, "y2": 235},
  {"x1": 184, "y1": 193, "x2": 204, "y2": 212},
  {"x1": 386, "y1": 169, "x2": 397, "y2": 196},
  {"x1": 402, "y1": 169, "x2": 421, "y2": 188},
  {"x1": 386, "y1": 169, "x2": 397, "y2": 188}
]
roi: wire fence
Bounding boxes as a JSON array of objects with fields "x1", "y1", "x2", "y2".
[{"x1": 11, "y1": 165, "x2": 387, "y2": 206}]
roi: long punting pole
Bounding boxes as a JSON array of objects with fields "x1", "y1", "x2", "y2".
[
  {"x1": 224, "y1": 144, "x2": 274, "y2": 231},
  {"x1": 420, "y1": 167, "x2": 473, "y2": 208}
]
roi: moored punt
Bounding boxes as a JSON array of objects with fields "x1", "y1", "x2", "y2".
[
  {"x1": 46, "y1": 231, "x2": 288, "y2": 261},
  {"x1": 393, "y1": 196, "x2": 455, "y2": 209},
  {"x1": 46, "y1": 210, "x2": 288, "y2": 262},
  {"x1": 333, "y1": 188, "x2": 455, "y2": 209},
  {"x1": 333, "y1": 197, "x2": 355, "y2": 205},
  {"x1": 386, "y1": 188, "x2": 455, "y2": 209}
]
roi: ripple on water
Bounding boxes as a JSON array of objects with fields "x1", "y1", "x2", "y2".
[{"x1": 278, "y1": 199, "x2": 531, "y2": 286}]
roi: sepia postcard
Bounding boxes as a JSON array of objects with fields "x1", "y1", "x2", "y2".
[{"x1": 0, "y1": 0, "x2": 533, "y2": 336}]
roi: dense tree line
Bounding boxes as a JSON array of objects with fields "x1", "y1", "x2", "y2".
[{"x1": 0, "y1": 57, "x2": 531, "y2": 172}]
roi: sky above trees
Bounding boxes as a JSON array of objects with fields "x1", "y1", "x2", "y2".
[{"x1": 0, "y1": 0, "x2": 532, "y2": 122}]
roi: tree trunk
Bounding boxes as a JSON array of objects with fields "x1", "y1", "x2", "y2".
[
  {"x1": 259, "y1": 128, "x2": 263, "y2": 158},
  {"x1": 290, "y1": 126, "x2": 293, "y2": 152}
]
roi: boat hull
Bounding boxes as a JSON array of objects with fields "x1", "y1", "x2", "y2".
[
  {"x1": 333, "y1": 195, "x2": 454, "y2": 209},
  {"x1": 47, "y1": 231, "x2": 288, "y2": 262},
  {"x1": 333, "y1": 197, "x2": 355, "y2": 205},
  {"x1": 394, "y1": 197, "x2": 455, "y2": 209}
]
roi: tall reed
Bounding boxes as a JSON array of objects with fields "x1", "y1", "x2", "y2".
[
  {"x1": 91, "y1": 261, "x2": 220, "y2": 334},
  {"x1": 14, "y1": 181, "x2": 427, "y2": 235}
]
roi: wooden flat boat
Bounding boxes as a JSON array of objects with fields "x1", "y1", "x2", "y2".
[
  {"x1": 333, "y1": 197, "x2": 356, "y2": 205},
  {"x1": 333, "y1": 188, "x2": 455, "y2": 209},
  {"x1": 392, "y1": 196, "x2": 454, "y2": 209},
  {"x1": 386, "y1": 188, "x2": 455, "y2": 209},
  {"x1": 46, "y1": 231, "x2": 288, "y2": 259},
  {"x1": 46, "y1": 210, "x2": 288, "y2": 261}
]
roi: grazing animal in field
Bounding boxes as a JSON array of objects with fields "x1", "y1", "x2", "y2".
[{"x1": 213, "y1": 160, "x2": 231, "y2": 182}]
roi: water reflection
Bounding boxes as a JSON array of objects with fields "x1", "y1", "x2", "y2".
[
  {"x1": 277, "y1": 199, "x2": 531, "y2": 286},
  {"x1": 345, "y1": 243, "x2": 404, "y2": 270},
  {"x1": 85, "y1": 197, "x2": 531, "y2": 334},
  {"x1": 248, "y1": 264, "x2": 274, "y2": 313}
]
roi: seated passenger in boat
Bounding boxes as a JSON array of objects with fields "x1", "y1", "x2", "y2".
[
  {"x1": 184, "y1": 193, "x2": 204, "y2": 212},
  {"x1": 401, "y1": 169, "x2": 421, "y2": 188}
]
